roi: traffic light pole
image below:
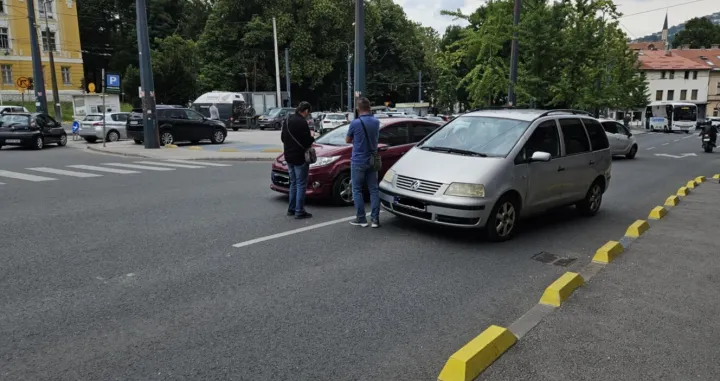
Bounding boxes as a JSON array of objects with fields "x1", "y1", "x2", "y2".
[
  {"x1": 25, "y1": 0, "x2": 48, "y2": 113},
  {"x1": 43, "y1": 0, "x2": 62, "y2": 120},
  {"x1": 136, "y1": 0, "x2": 159, "y2": 148}
]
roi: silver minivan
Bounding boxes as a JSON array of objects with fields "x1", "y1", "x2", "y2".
[{"x1": 379, "y1": 109, "x2": 612, "y2": 241}]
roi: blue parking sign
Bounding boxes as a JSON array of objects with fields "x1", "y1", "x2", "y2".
[{"x1": 105, "y1": 73, "x2": 121, "y2": 93}]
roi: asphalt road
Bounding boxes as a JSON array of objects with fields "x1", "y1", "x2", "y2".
[{"x1": 1, "y1": 130, "x2": 719, "y2": 380}]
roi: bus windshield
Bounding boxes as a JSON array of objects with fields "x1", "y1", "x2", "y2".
[{"x1": 673, "y1": 106, "x2": 697, "y2": 121}]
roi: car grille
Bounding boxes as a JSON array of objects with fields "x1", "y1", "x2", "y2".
[
  {"x1": 272, "y1": 170, "x2": 290, "y2": 187},
  {"x1": 395, "y1": 175, "x2": 442, "y2": 195}
]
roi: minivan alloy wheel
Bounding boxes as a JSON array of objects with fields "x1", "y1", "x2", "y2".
[
  {"x1": 588, "y1": 184, "x2": 602, "y2": 212},
  {"x1": 495, "y1": 201, "x2": 516, "y2": 238}
]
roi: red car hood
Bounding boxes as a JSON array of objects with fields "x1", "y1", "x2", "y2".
[{"x1": 275, "y1": 143, "x2": 351, "y2": 164}]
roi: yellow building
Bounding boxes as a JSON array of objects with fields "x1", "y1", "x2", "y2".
[{"x1": 0, "y1": 0, "x2": 84, "y2": 101}]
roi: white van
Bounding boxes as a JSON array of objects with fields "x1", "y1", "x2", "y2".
[
  {"x1": 192, "y1": 91, "x2": 247, "y2": 129},
  {"x1": 642, "y1": 101, "x2": 697, "y2": 133}
]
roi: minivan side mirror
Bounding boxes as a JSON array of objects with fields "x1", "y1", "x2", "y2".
[{"x1": 530, "y1": 151, "x2": 552, "y2": 162}]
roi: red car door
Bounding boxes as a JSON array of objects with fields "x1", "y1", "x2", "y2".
[{"x1": 377, "y1": 122, "x2": 410, "y2": 178}]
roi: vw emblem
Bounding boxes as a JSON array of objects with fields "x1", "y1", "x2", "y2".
[{"x1": 410, "y1": 180, "x2": 422, "y2": 190}]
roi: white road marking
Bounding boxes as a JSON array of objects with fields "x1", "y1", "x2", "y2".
[
  {"x1": 674, "y1": 139, "x2": 680, "y2": 142},
  {"x1": 232, "y1": 214, "x2": 372, "y2": 248},
  {"x1": 165, "y1": 159, "x2": 231, "y2": 167},
  {"x1": 683, "y1": 135, "x2": 694, "y2": 140},
  {"x1": 0, "y1": 170, "x2": 57, "y2": 182},
  {"x1": 135, "y1": 161, "x2": 204, "y2": 169},
  {"x1": 103, "y1": 163, "x2": 175, "y2": 171},
  {"x1": 0, "y1": 182, "x2": 4, "y2": 185},
  {"x1": 646, "y1": 147, "x2": 655, "y2": 150},
  {"x1": 662, "y1": 143, "x2": 669, "y2": 146},
  {"x1": 27, "y1": 167, "x2": 103, "y2": 178},
  {"x1": 67, "y1": 165, "x2": 140, "y2": 174}
]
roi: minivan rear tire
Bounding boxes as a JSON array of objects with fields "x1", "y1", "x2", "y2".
[
  {"x1": 576, "y1": 181, "x2": 603, "y2": 216},
  {"x1": 485, "y1": 195, "x2": 519, "y2": 242}
]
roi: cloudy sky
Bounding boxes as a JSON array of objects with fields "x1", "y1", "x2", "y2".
[{"x1": 395, "y1": 0, "x2": 719, "y2": 39}]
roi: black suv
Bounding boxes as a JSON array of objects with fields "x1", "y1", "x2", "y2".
[{"x1": 127, "y1": 106, "x2": 228, "y2": 145}]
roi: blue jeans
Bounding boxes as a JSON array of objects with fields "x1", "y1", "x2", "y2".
[
  {"x1": 288, "y1": 163, "x2": 309, "y2": 215},
  {"x1": 351, "y1": 163, "x2": 379, "y2": 222}
]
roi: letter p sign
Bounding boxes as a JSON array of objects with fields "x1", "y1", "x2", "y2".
[{"x1": 105, "y1": 74, "x2": 121, "y2": 93}]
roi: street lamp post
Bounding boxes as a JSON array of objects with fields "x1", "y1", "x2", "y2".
[
  {"x1": 353, "y1": 1, "x2": 365, "y2": 105},
  {"x1": 342, "y1": 41, "x2": 353, "y2": 112}
]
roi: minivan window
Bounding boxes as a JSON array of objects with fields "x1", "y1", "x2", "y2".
[
  {"x1": 582, "y1": 118, "x2": 610, "y2": 151},
  {"x1": 419, "y1": 116, "x2": 530, "y2": 157},
  {"x1": 601, "y1": 121, "x2": 618, "y2": 134},
  {"x1": 559, "y1": 118, "x2": 591, "y2": 155},
  {"x1": 522, "y1": 120, "x2": 560, "y2": 160}
]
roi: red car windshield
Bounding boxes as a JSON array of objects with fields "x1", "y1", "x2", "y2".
[{"x1": 314, "y1": 120, "x2": 387, "y2": 146}]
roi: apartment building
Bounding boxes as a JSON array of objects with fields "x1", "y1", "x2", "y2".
[
  {"x1": 0, "y1": 0, "x2": 84, "y2": 101},
  {"x1": 674, "y1": 46, "x2": 720, "y2": 117}
]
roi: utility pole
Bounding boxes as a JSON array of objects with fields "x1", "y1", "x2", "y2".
[
  {"x1": 507, "y1": 0, "x2": 521, "y2": 107},
  {"x1": 284, "y1": 48, "x2": 291, "y2": 107},
  {"x1": 418, "y1": 71, "x2": 422, "y2": 102},
  {"x1": 136, "y1": 0, "x2": 159, "y2": 148},
  {"x1": 354, "y1": 0, "x2": 365, "y2": 106},
  {"x1": 25, "y1": 0, "x2": 48, "y2": 113},
  {"x1": 594, "y1": 14, "x2": 605, "y2": 119},
  {"x1": 347, "y1": 50, "x2": 352, "y2": 112},
  {"x1": 272, "y1": 18, "x2": 282, "y2": 107},
  {"x1": 101, "y1": 68, "x2": 106, "y2": 147},
  {"x1": 42, "y1": 0, "x2": 62, "y2": 120}
]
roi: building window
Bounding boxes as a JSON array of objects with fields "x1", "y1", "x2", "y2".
[
  {"x1": 660, "y1": 71, "x2": 666, "y2": 79},
  {"x1": 38, "y1": 0, "x2": 53, "y2": 18},
  {"x1": 691, "y1": 89, "x2": 698, "y2": 100},
  {"x1": 41, "y1": 31, "x2": 56, "y2": 52},
  {"x1": 684, "y1": 71, "x2": 690, "y2": 79},
  {"x1": 669, "y1": 70, "x2": 675, "y2": 79},
  {"x1": 0, "y1": 27, "x2": 8, "y2": 50},
  {"x1": 693, "y1": 71, "x2": 698, "y2": 79},
  {"x1": 717, "y1": 82, "x2": 720, "y2": 95},
  {"x1": 667, "y1": 90, "x2": 674, "y2": 100},
  {"x1": 1, "y1": 64, "x2": 11, "y2": 85},
  {"x1": 680, "y1": 89, "x2": 687, "y2": 100},
  {"x1": 655, "y1": 90, "x2": 663, "y2": 101},
  {"x1": 61, "y1": 66, "x2": 71, "y2": 85}
]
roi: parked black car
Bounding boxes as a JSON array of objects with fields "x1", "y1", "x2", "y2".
[
  {"x1": 127, "y1": 106, "x2": 228, "y2": 145},
  {"x1": 0, "y1": 112, "x2": 67, "y2": 150}
]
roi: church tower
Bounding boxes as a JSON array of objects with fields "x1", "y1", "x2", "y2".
[{"x1": 661, "y1": 12, "x2": 669, "y2": 46}]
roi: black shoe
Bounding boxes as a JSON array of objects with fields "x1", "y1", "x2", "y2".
[
  {"x1": 287, "y1": 211, "x2": 295, "y2": 216},
  {"x1": 295, "y1": 212, "x2": 313, "y2": 219},
  {"x1": 349, "y1": 218, "x2": 368, "y2": 227},
  {"x1": 371, "y1": 219, "x2": 380, "y2": 228}
]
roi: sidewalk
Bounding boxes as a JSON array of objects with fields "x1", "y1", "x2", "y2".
[{"x1": 479, "y1": 179, "x2": 720, "y2": 380}]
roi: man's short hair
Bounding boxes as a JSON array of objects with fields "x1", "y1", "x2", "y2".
[
  {"x1": 356, "y1": 97, "x2": 371, "y2": 112},
  {"x1": 296, "y1": 101, "x2": 312, "y2": 114}
]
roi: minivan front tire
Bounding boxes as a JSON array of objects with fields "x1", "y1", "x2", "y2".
[
  {"x1": 485, "y1": 195, "x2": 519, "y2": 242},
  {"x1": 576, "y1": 181, "x2": 603, "y2": 216}
]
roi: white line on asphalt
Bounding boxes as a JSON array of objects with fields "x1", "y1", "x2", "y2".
[
  {"x1": 165, "y1": 159, "x2": 231, "y2": 167},
  {"x1": 135, "y1": 161, "x2": 204, "y2": 169},
  {"x1": 683, "y1": 135, "x2": 694, "y2": 140},
  {"x1": 27, "y1": 167, "x2": 103, "y2": 178},
  {"x1": 662, "y1": 143, "x2": 669, "y2": 146},
  {"x1": 232, "y1": 215, "x2": 367, "y2": 248},
  {"x1": 103, "y1": 163, "x2": 175, "y2": 171},
  {"x1": 674, "y1": 139, "x2": 680, "y2": 142},
  {"x1": 0, "y1": 182, "x2": 4, "y2": 185},
  {"x1": 646, "y1": 147, "x2": 655, "y2": 150},
  {"x1": 67, "y1": 165, "x2": 140, "y2": 174},
  {"x1": 0, "y1": 170, "x2": 57, "y2": 182}
]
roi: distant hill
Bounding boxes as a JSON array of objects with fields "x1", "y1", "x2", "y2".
[{"x1": 633, "y1": 11, "x2": 720, "y2": 42}]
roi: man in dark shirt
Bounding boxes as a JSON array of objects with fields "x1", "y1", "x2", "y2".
[{"x1": 281, "y1": 102, "x2": 315, "y2": 219}]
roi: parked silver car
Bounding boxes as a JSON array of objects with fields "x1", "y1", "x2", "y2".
[
  {"x1": 598, "y1": 118, "x2": 638, "y2": 159},
  {"x1": 379, "y1": 109, "x2": 612, "y2": 241},
  {"x1": 79, "y1": 113, "x2": 130, "y2": 143}
]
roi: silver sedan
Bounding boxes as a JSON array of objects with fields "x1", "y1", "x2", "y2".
[{"x1": 78, "y1": 113, "x2": 130, "y2": 143}]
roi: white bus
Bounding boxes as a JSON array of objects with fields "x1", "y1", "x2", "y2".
[{"x1": 642, "y1": 101, "x2": 697, "y2": 133}]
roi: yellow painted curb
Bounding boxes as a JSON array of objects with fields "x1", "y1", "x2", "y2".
[
  {"x1": 438, "y1": 325, "x2": 517, "y2": 381},
  {"x1": 648, "y1": 206, "x2": 668, "y2": 220},
  {"x1": 713, "y1": 174, "x2": 720, "y2": 180},
  {"x1": 218, "y1": 147, "x2": 239, "y2": 152},
  {"x1": 539, "y1": 272, "x2": 585, "y2": 307},
  {"x1": 676, "y1": 187, "x2": 690, "y2": 196},
  {"x1": 686, "y1": 180, "x2": 697, "y2": 189},
  {"x1": 664, "y1": 195, "x2": 680, "y2": 207},
  {"x1": 164, "y1": 144, "x2": 178, "y2": 148},
  {"x1": 187, "y1": 146, "x2": 203, "y2": 151},
  {"x1": 695, "y1": 176, "x2": 705, "y2": 183},
  {"x1": 625, "y1": 220, "x2": 650, "y2": 238},
  {"x1": 262, "y1": 148, "x2": 282, "y2": 153},
  {"x1": 592, "y1": 240, "x2": 624, "y2": 264}
]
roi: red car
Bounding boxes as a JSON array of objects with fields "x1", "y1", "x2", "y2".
[{"x1": 270, "y1": 118, "x2": 443, "y2": 205}]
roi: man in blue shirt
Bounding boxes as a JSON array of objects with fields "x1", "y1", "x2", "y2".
[{"x1": 345, "y1": 97, "x2": 381, "y2": 228}]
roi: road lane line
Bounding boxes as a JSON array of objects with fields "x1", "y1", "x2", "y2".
[
  {"x1": 165, "y1": 159, "x2": 231, "y2": 167},
  {"x1": 232, "y1": 214, "x2": 373, "y2": 248},
  {"x1": 134, "y1": 161, "x2": 204, "y2": 169},
  {"x1": 0, "y1": 170, "x2": 57, "y2": 182},
  {"x1": 683, "y1": 135, "x2": 694, "y2": 140},
  {"x1": 27, "y1": 167, "x2": 103, "y2": 178},
  {"x1": 67, "y1": 165, "x2": 140, "y2": 174},
  {"x1": 103, "y1": 163, "x2": 175, "y2": 171},
  {"x1": 674, "y1": 139, "x2": 680, "y2": 142},
  {"x1": 662, "y1": 143, "x2": 669, "y2": 146},
  {"x1": 646, "y1": 147, "x2": 655, "y2": 150}
]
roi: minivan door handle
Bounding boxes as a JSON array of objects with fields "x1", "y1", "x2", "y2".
[{"x1": 557, "y1": 166, "x2": 565, "y2": 172}]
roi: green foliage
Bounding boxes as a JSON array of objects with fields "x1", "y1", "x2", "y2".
[{"x1": 672, "y1": 17, "x2": 720, "y2": 48}]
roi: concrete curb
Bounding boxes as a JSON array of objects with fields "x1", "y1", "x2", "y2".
[
  {"x1": 437, "y1": 176, "x2": 717, "y2": 380},
  {"x1": 85, "y1": 145, "x2": 275, "y2": 162}
]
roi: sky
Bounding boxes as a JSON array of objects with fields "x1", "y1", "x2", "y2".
[{"x1": 395, "y1": 0, "x2": 719, "y2": 39}]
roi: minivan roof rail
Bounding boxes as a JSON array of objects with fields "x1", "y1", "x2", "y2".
[{"x1": 537, "y1": 109, "x2": 593, "y2": 117}]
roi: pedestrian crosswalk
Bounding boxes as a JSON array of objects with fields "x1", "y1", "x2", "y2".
[{"x1": 0, "y1": 160, "x2": 233, "y2": 185}]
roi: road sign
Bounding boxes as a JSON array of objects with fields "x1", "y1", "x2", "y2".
[
  {"x1": 16, "y1": 77, "x2": 29, "y2": 89},
  {"x1": 88, "y1": 82, "x2": 96, "y2": 93},
  {"x1": 105, "y1": 73, "x2": 121, "y2": 93}
]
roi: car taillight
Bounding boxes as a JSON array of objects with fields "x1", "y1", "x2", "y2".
[{"x1": 93, "y1": 122, "x2": 102, "y2": 126}]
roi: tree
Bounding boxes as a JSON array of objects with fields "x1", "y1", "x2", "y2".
[
  {"x1": 151, "y1": 35, "x2": 201, "y2": 104},
  {"x1": 672, "y1": 17, "x2": 720, "y2": 48}
]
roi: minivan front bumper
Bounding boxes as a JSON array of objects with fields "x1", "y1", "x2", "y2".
[{"x1": 379, "y1": 184, "x2": 492, "y2": 228}]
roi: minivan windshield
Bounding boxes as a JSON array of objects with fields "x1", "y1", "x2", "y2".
[{"x1": 418, "y1": 116, "x2": 530, "y2": 157}]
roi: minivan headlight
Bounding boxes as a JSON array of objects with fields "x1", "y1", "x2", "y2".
[
  {"x1": 309, "y1": 156, "x2": 340, "y2": 168},
  {"x1": 444, "y1": 183, "x2": 485, "y2": 198},
  {"x1": 382, "y1": 169, "x2": 395, "y2": 183}
]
